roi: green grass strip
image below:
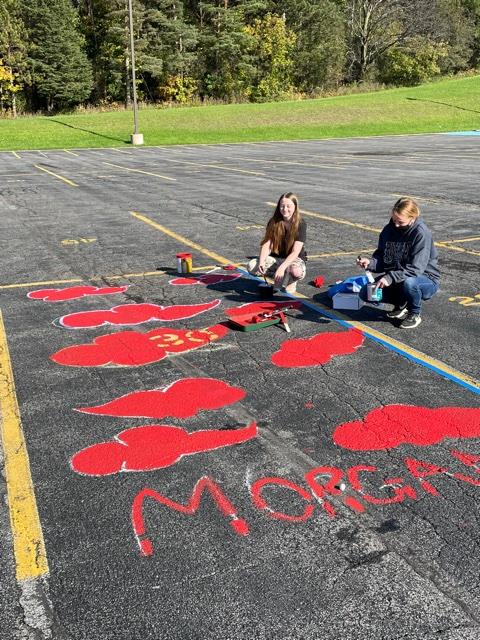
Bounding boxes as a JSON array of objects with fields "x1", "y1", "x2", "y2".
[{"x1": 1, "y1": 74, "x2": 479, "y2": 151}]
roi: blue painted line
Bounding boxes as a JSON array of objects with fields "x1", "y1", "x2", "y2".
[
  {"x1": 239, "y1": 269, "x2": 480, "y2": 396},
  {"x1": 444, "y1": 130, "x2": 480, "y2": 136}
]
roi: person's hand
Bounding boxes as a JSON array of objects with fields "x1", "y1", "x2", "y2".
[
  {"x1": 375, "y1": 276, "x2": 390, "y2": 289},
  {"x1": 258, "y1": 263, "x2": 266, "y2": 275},
  {"x1": 274, "y1": 266, "x2": 286, "y2": 287},
  {"x1": 356, "y1": 256, "x2": 370, "y2": 269}
]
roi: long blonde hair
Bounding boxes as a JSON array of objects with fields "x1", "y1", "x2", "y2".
[{"x1": 262, "y1": 193, "x2": 301, "y2": 255}]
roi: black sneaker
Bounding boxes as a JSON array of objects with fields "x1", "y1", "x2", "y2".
[
  {"x1": 386, "y1": 304, "x2": 408, "y2": 319},
  {"x1": 400, "y1": 313, "x2": 422, "y2": 329}
]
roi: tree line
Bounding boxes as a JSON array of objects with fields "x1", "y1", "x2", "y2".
[{"x1": 1, "y1": 0, "x2": 479, "y2": 115}]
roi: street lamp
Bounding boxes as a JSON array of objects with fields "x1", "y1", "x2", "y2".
[{"x1": 127, "y1": 0, "x2": 143, "y2": 145}]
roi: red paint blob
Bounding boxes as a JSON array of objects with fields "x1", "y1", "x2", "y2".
[
  {"x1": 272, "y1": 328, "x2": 364, "y2": 368},
  {"x1": 312, "y1": 276, "x2": 325, "y2": 288},
  {"x1": 77, "y1": 378, "x2": 246, "y2": 419},
  {"x1": 50, "y1": 323, "x2": 229, "y2": 367},
  {"x1": 28, "y1": 285, "x2": 128, "y2": 302},
  {"x1": 58, "y1": 299, "x2": 221, "y2": 328},
  {"x1": 333, "y1": 405, "x2": 480, "y2": 451},
  {"x1": 71, "y1": 421, "x2": 257, "y2": 476}
]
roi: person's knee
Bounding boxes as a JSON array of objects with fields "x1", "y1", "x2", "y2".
[
  {"x1": 403, "y1": 277, "x2": 417, "y2": 293},
  {"x1": 289, "y1": 265, "x2": 303, "y2": 280}
]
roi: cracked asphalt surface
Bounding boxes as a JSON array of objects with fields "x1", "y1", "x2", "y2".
[{"x1": 0, "y1": 134, "x2": 479, "y2": 639}]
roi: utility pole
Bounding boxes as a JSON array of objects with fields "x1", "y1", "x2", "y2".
[{"x1": 127, "y1": 0, "x2": 144, "y2": 145}]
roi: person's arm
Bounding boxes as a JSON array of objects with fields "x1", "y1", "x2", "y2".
[
  {"x1": 258, "y1": 240, "x2": 272, "y2": 274},
  {"x1": 357, "y1": 237, "x2": 385, "y2": 273}
]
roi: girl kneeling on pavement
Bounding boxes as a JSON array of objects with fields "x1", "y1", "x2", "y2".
[
  {"x1": 356, "y1": 197, "x2": 440, "y2": 329},
  {"x1": 248, "y1": 192, "x2": 307, "y2": 294}
]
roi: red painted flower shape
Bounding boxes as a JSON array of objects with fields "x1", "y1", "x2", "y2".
[
  {"x1": 71, "y1": 421, "x2": 257, "y2": 475},
  {"x1": 50, "y1": 323, "x2": 229, "y2": 367},
  {"x1": 28, "y1": 285, "x2": 128, "y2": 302},
  {"x1": 58, "y1": 299, "x2": 221, "y2": 328},
  {"x1": 271, "y1": 328, "x2": 364, "y2": 368},
  {"x1": 77, "y1": 378, "x2": 246, "y2": 419},
  {"x1": 333, "y1": 405, "x2": 480, "y2": 451}
]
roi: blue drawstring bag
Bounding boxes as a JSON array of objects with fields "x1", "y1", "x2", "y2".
[{"x1": 327, "y1": 275, "x2": 369, "y2": 298}]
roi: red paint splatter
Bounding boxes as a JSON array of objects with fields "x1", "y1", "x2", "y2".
[
  {"x1": 333, "y1": 405, "x2": 480, "y2": 451},
  {"x1": 50, "y1": 323, "x2": 229, "y2": 367},
  {"x1": 71, "y1": 421, "x2": 257, "y2": 475},
  {"x1": 58, "y1": 299, "x2": 221, "y2": 328},
  {"x1": 132, "y1": 477, "x2": 249, "y2": 556},
  {"x1": 28, "y1": 285, "x2": 128, "y2": 302},
  {"x1": 311, "y1": 276, "x2": 325, "y2": 288},
  {"x1": 170, "y1": 274, "x2": 241, "y2": 286},
  {"x1": 77, "y1": 378, "x2": 246, "y2": 419},
  {"x1": 271, "y1": 328, "x2": 364, "y2": 368}
]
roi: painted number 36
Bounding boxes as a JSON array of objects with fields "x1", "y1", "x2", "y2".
[{"x1": 449, "y1": 294, "x2": 480, "y2": 307}]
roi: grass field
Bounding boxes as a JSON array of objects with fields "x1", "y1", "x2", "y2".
[{"x1": 1, "y1": 74, "x2": 479, "y2": 150}]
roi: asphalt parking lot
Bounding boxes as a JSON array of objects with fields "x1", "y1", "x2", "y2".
[{"x1": 0, "y1": 133, "x2": 479, "y2": 640}]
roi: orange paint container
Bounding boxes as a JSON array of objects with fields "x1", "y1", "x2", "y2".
[{"x1": 176, "y1": 252, "x2": 193, "y2": 274}]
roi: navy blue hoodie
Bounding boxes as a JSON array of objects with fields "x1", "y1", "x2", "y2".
[{"x1": 368, "y1": 218, "x2": 440, "y2": 285}]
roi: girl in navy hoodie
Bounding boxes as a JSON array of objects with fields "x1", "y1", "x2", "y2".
[{"x1": 357, "y1": 197, "x2": 439, "y2": 329}]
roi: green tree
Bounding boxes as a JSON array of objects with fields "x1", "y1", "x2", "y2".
[
  {"x1": 378, "y1": 35, "x2": 448, "y2": 85},
  {"x1": 141, "y1": 0, "x2": 198, "y2": 102},
  {"x1": 21, "y1": 0, "x2": 93, "y2": 111},
  {"x1": 277, "y1": 0, "x2": 346, "y2": 92},
  {"x1": 433, "y1": 0, "x2": 474, "y2": 73},
  {"x1": 244, "y1": 12, "x2": 296, "y2": 101},
  {"x1": 194, "y1": 0, "x2": 258, "y2": 101},
  {"x1": 461, "y1": 0, "x2": 480, "y2": 66},
  {"x1": 0, "y1": 0, "x2": 27, "y2": 116}
]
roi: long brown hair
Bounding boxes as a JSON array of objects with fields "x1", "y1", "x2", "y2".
[{"x1": 261, "y1": 193, "x2": 301, "y2": 255}]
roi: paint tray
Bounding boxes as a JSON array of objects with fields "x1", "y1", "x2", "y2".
[
  {"x1": 228, "y1": 312, "x2": 284, "y2": 331},
  {"x1": 225, "y1": 301, "x2": 302, "y2": 332}
]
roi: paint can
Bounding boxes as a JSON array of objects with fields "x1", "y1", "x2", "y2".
[
  {"x1": 176, "y1": 253, "x2": 193, "y2": 274},
  {"x1": 367, "y1": 283, "x2": 383, "y2": 302}
]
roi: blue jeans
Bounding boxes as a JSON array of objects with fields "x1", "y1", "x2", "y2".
[{"x1": 360, "y1": 276, "x2": 439, "y2": 315}]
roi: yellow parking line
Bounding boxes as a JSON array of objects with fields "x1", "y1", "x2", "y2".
[
  {"x1": 225, "y1": 156, "x2": 346, "y2": 171},
  {"x1": 0, "y1": 265, "x2": 235, "y2": 291},
  {"x1": 266, "y1": 202, "x2": 382, "y2": 233},
  {"x1": 0, "y1": 311, "x2": 48, "y2": 581},
  {"x1": 439, "y1": 236, "x2": 480, "y2": 245},
  {"x1": 130, "y1": 212, "x2": 231, "y2": 265},
  {"x1": 309, "y1": 249, "x2": 376, "y2": 259},
  {"x1": 63, "y1": 149, "x2": 79, "y2": 156},
  {"x1": 34, "y1": 164, "x2": 78, "y2": 187},
  {"x1": 391, "y1": 193, "x2": 443, "y2": 204},
  {"x1": 161, "y1": 157, "x2": 266, "y2": 176},
  {"x1": 0, "y1": 278, "x2": 84, "y2": 290},
  {"x1": 102, "y1": 162, "x2": 176, "y2": 182},
  {"x1": 435, "y1": 242, "x2": 480, "y2": 257},
  {"x1": 11, "y1": 151, "x2": 21, "y2": 159}
]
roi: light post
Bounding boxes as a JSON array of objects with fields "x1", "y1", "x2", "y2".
[{"x1": 127, "y1": 0, "x2": 143, "y2": 145}]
